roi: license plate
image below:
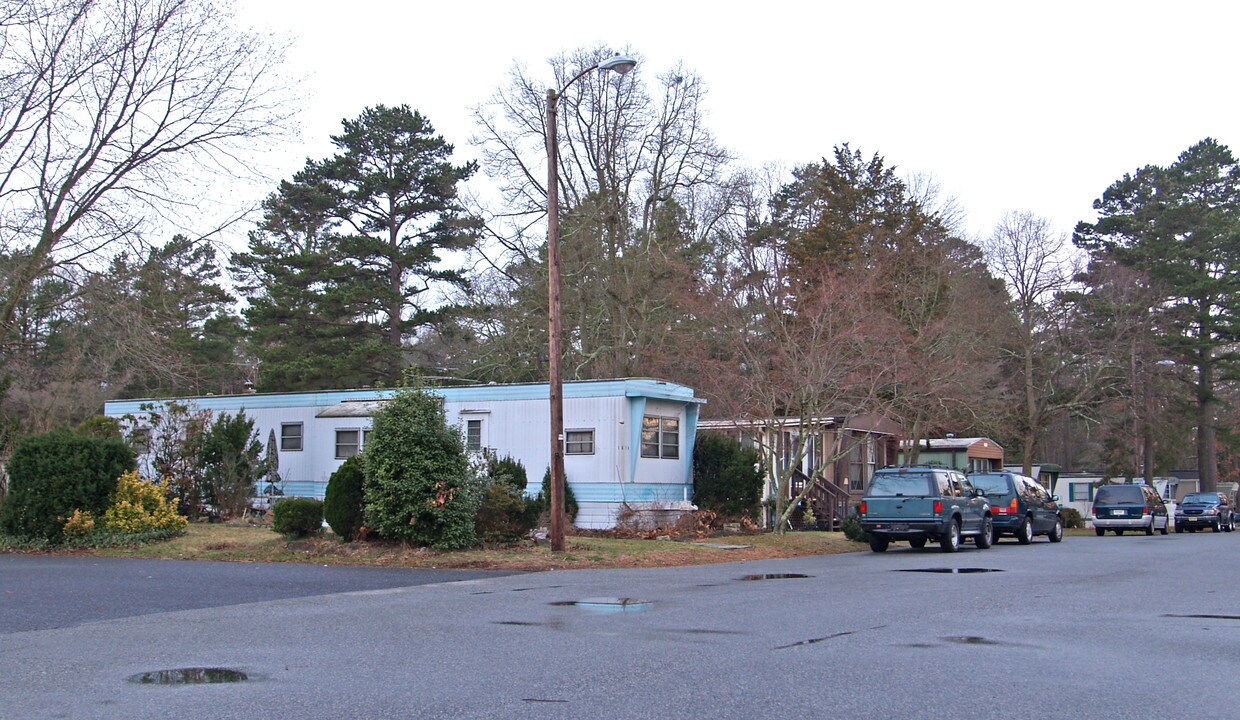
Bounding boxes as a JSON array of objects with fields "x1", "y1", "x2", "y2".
[
  {"x1": 891, "y1": 523, "x2": 909, "y2": 532},
  {"x1": 1112, "y1": 510, "x2": 1126, "y2": 516}
]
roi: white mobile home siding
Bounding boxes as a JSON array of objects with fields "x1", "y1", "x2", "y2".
[{"x1": 104, "y1": 379, "x2": 702, "y2": 529}]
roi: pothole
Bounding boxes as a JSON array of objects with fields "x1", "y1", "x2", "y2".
[
  {"x1": 896, "y1": 568, "x2": 1003, "y2": 574},
  {"x1": 549, "y1": 597, "x2": 653, "y2": 612},
  {"x1": 739, "y1": 573, "x2": 813, "y2": 581},
  {"x1": 128, "y1": 668, "x2": 249, "y2": 685},
  {"x1": 942, "y1": 636, "x2": 1003, "y2": 645}
]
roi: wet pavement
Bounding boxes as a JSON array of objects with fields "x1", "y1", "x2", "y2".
[{"x1": 2, "y1": 532, "x2": 1238, "y2": 719}]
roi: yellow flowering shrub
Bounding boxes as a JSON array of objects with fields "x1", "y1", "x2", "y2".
[
  {"x1": 101, "y1": 471, "x2": 188, "y2": 534},
  {"x1": 62, "y1": 509, "x2": 96, "y2": 537}
]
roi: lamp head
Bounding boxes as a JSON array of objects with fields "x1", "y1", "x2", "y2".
[{"x1": 598, "y1": 54, "x2": 638, "y2": 75}]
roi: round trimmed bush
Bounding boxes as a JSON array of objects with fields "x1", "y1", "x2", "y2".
[
  {"x1": 324, "y1": 456, "x2": 366, "y2": 541},
  {"x1": 0, "y1": 430, "x2": 135, "y2": 540},
  {"x1": 363, "y1": 387, "x2": 477, "y2": 549},
  {"x1": 272, "y1": 497, "x2": 324, "y2": 538}
]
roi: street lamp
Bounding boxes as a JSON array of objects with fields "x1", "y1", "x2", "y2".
[{"x1": 546, "y1": 53, "x2": 636, "y2": 552}]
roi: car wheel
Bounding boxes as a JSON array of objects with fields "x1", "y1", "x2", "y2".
[
  {"x1": 1159, "y1": 519, "x2": 1169, "y2": 535},
  {"x1": 1145, "y1": 518, "x2": 1155, "y2": 536},
  {"x1": 1095, "y1": 527, "x2": 1105, "y2": 537},
  {"x1": 940, "y1": 520, "x2": 961, "y2": 553},
  {"x1": 1115, "y1": 529, "x2": 1124, "y2": 536},
  {"x1": 869, "y1": 535, "x2": 890, "y2": 553},
  {"x1": 1017, "y1": 516, "x2": 1034, "y2": 545},
  {"x1": 909, "y1": 537, "x2": 927, "y2": 549},
  {"x1": 1048, "y1": 518, "x2": 1064, "y2": 543},
  {"x1": 990, "y1": 525, "x2": 1001, "y2": 546},
  {"x1": 976, "y1": 517, "x2": 993, "y2": 549},
  {"x1": 1175, "y1": 524, "x2": 1184, "y2": 534},
  {"x1": 1212, "y1": 521, "x2": 1220, "y2": 533}
]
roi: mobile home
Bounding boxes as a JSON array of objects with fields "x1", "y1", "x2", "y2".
[{"x1": 104, "y1": 378, "x2": 703, "y2": 530}]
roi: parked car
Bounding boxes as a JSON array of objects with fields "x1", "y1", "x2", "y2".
[
  {"x1": 859, "y1": 467, "x2": 992, "y2": 553},
  {"x1": 969, "y1": 471, "x2": 1064, "y2": 544},
  {"x1": 1174, "y1": 492, "x2": 1235, "y2": 533},
  {"x1": 1090, "y1": 484, "x2": 1170, "y2": 536}
]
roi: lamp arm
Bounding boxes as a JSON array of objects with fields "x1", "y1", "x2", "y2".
[{"x1": 559, "y1": 62, "x2": 601, "y2": 97}]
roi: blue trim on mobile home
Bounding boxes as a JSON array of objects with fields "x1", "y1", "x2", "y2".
[{"x1": 105, "y1": 378, "x2": 703, "y2": 416}]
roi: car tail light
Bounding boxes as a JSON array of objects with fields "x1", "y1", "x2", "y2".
[
  {"x1": 933, "y1": 500, "x2": 942, "y2": 514},
  {"x1": 1143, "y1": 505, "x2": 1149, "y2": 514},
  {"x1": 860, "y1": 501, "x2": 867, "y2": 515}
]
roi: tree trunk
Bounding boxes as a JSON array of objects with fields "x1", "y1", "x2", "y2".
[
  {"x1": 1023, "y1": 317, "x2": 1036, "y2": 477},
  {"x1": 1198, "y1": 353, "x2": 1217, "y2": 492}
]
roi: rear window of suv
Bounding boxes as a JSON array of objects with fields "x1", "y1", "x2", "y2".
[
  {"x1": 866, "y1": 473, "x2": 935, "y2": 497},
  {"x1": 970, "y1": 474, "x2": 1013, "y2": 497},
  {"x1": 1094, "y1": 486, "x2": 1145, "y2": 504}
]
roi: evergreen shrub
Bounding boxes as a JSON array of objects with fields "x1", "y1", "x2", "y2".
[
  {"x1": 487, "y1": 454, "x2": 529, "y2": 494},
  {"x1": 324, "y1": 455, "x2": 366, "y2": 541},
  {"x1": 198, "y1": 410, "x2": 265, "y2": 519},
  {"x1": 841, "y1": 511, "x2": 869, "y2": 543},
  {"x1": 0, "y1": 430, "x2": 135, "y2": 540},
  {"x1": 272, "y1": 498, "x2": 323, "y2": 538},
  {"x1": 474, "y1": 455, "x2": 536, "y2": 543},
  {"x1": 692, "y1": 434, "x2": 763, "y2": 517},
  {"x1": 363, "y1": 387, "x2": 478, "y2": 549},
  {"x1": 1060, "y1": 507, "x2": 1084, "y2": 529},
  {"x1": 100, "y1": 470, "x2": 188, "y2": 534},
  {"x1": 75, "y1": 415, "x2": 123, "y2": 441},
  {"x1": 529, "y1": 467, "x2": 578, "y2": 523},
  {"x1": 474, "y1": 483, "x2": 536, "y2": 544}
]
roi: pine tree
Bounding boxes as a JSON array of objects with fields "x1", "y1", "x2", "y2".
[
  {"x1": 234, "y1": 105, "x2": 479, "y2": 391},
  {"x1": 1075, "y1": 138, "x2": 1240, "y2": 491}
]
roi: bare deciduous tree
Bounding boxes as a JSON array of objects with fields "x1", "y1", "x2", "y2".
[
  {"x1": 982, "y1": 210, "x2": 1088, "y2": 474},
  {"x1": 463, "y1": 47, "x2": 739, "y2": 379},
  {"x1": 0, "y1": 0, "x2": 295, "y2": 342}
]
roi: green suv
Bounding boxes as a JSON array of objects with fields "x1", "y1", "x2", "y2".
[{"x1": 859, "y1": 467, "x2": 993, "y2": 553}]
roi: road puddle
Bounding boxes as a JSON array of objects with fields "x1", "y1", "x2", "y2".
[
  {"x1": 128, "y1": 668, "x2": 249, "y2": 685},
  {"x1": 549, "y1": 597, "x2": 653, "y2": 612}
]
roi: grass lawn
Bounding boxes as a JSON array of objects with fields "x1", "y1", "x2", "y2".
[{"x1": 75, "y1": 522, "x2": 866, "y2": 571}]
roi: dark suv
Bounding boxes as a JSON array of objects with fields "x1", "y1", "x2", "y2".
[
  {"x1": 1091, "y1": 484, "x2": 1169, "y2": 536},
  {"x1": 969, "y1": 471, "x2": 1064, "y2": 544},
  {"x1": 1175, "y1": 492, "x2": 1235, "y2": 533},
  {"x1": 860, "y1": 467, "x2": 992, "y2": 553}
]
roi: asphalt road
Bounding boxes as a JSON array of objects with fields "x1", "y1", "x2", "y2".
[
  {"x1": 2, "y1": 532, "x2": 1238, "y2": 720},
  {"x1": 0, "y1": 556, "x2": 521, "y2": 634}
]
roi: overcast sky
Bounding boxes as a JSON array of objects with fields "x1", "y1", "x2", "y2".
[{"x1": 235, "y1": 0, "x2": 1240, "y2": 244}]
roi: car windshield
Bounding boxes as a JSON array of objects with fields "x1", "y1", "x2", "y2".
[
  {"x1": 866, "y1": 473, "x2": 935, "y2": 497},
  {"x1": 1094, "y1": 486, "x2": 1144, "y2": 505},
  {"x1": 1181, "y1": 493, "x2": 1219, "y2": 505},
  {"x1": 970, "y1": 475, "x2": 1012, "y2": 496}
]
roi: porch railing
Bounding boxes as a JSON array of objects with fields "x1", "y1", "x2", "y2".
[{"x1": 790, "y1": 468, "x2": 851, "y2": 531}]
